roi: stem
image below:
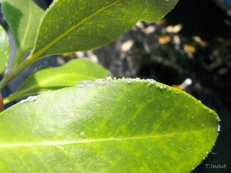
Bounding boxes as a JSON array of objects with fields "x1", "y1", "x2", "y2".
[
  {"x1": 11, "y1": 49, "x2": 24, "y2": 67},
  {"x1": 3, "y1": 89, "x2": 26, "y2": 104},
  {"x1": 0, "y1": 54, "x2": 36, "y2": 91},
  {"x1": 3, "y1": 95, "x2": 16, "y2": 104}
]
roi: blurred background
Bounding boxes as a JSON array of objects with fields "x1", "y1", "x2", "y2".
[{"x1": 0, "y1": 0, "x2": 231, "y2": 172}]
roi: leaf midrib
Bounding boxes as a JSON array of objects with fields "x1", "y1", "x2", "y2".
[
  {"x1": 0, "y1": 130, "x2": 212, "y2": 148},
  {"x1": 33, "y1": 0, "x2": 121, "y2": 57}
]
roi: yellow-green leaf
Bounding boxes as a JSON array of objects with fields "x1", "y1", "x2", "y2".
[
  {"x1": 0, "y1": 79, "x2": 219, "y2": 172},
  {"x1": 3, "y1": 58, "x2": 111, "y2": 104},
  {"x1": 31, "y1": 0, "x2": 178, "y2": 58}
]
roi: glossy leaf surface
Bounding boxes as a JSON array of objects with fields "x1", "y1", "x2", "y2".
[
  {"x1": 1, "y1": 0, "x2": 44, "y2": 61},
  {"x1": 0, "y1": 79, "x2": 219, "y2": 172},
  {"x1": 31, "y1": 0, "x2": 178, "y2": 58},
  {"x1": 0, "y1": 25, "x2": 9, "y2": 74},
  {"x1": 3, "y1": 58, "x2": 111, "y2": 104}
]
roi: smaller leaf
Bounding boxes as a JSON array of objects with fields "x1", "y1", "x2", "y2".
[
  {"x1": 4, "y1": 59, "x2": 111, "y2": 104},
  {"x1": 0, "y1": 25, "x2": 9, "y2": 74},
  {"x1": 1, "y1": 0, "x2": 44, "y2": 64}
]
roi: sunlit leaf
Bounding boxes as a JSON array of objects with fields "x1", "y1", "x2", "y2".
[
  {"x1": 31, "y1": 0, "x2": 178, "y2": 58},
  {"x1": 0, "y1": 79, "x2": 219, "y2": 172},
  {"x1": 3, "y1": 58, "x2": 111, "y2": 104}
]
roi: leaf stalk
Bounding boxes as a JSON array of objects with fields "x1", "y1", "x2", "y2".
[{"x1": 0, "y1": 53, "x2": 38, "y2": 91}]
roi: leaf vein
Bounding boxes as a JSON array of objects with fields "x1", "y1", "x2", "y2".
[
  {"x1": 0, "y1": 130, "x2": 213, "y2": 148},
  {"x1": 33, "y1": 0, "x2": 121, "y2": 57}
]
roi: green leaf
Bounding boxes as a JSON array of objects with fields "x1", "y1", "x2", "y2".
[
  {"x1": 3, "y1": 58, "x2": 111, "y2": 104},
  {"x1": 31, "y1": 0, "x2": 178, "y2": 58},
  {"x1": 1, "y1": 0, "x2": 44, "y2": 64},
  {"x1": 0, "y1": 25, "x2": 9, "y2": 74},
  {"x1": 0, "y1": 79, "x2": 219, "y2": 172}
]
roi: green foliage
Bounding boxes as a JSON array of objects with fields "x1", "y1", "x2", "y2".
[
  {"x1": 0, "y1": 25, "x2": 9, "y2": 74},
  {"x1": 0, "y1": 79, "x2": 219, "y2": 172},
  {"x1": 0, "y1": 0, "x2": 220, "y2": 172},
  {"x1": 3, "y1": 58, "x2": 111, "y2": 104},
  {"x1": 31, "y1": 0, "x2": 178, "y2": 58},
  {"x1": 1, "y1": 0, "x2": 44, "y2": 65}
]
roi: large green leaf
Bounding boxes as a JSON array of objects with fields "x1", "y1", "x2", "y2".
[
  {"x1": 1, "y1": 0, "x2": 44, "y2": 64},
  {"x1": 31, "y1": 0, "x2": 178, "y2": 58},
  {"x1": 3, "y1": 58, "x2": 111, "y2": 104},
  {"x1": 0, "y1": 78, "x2": 219, "y2": 172},
  {"x1": 0, "y1": 25, "x2": 9, "y2": 74}
]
